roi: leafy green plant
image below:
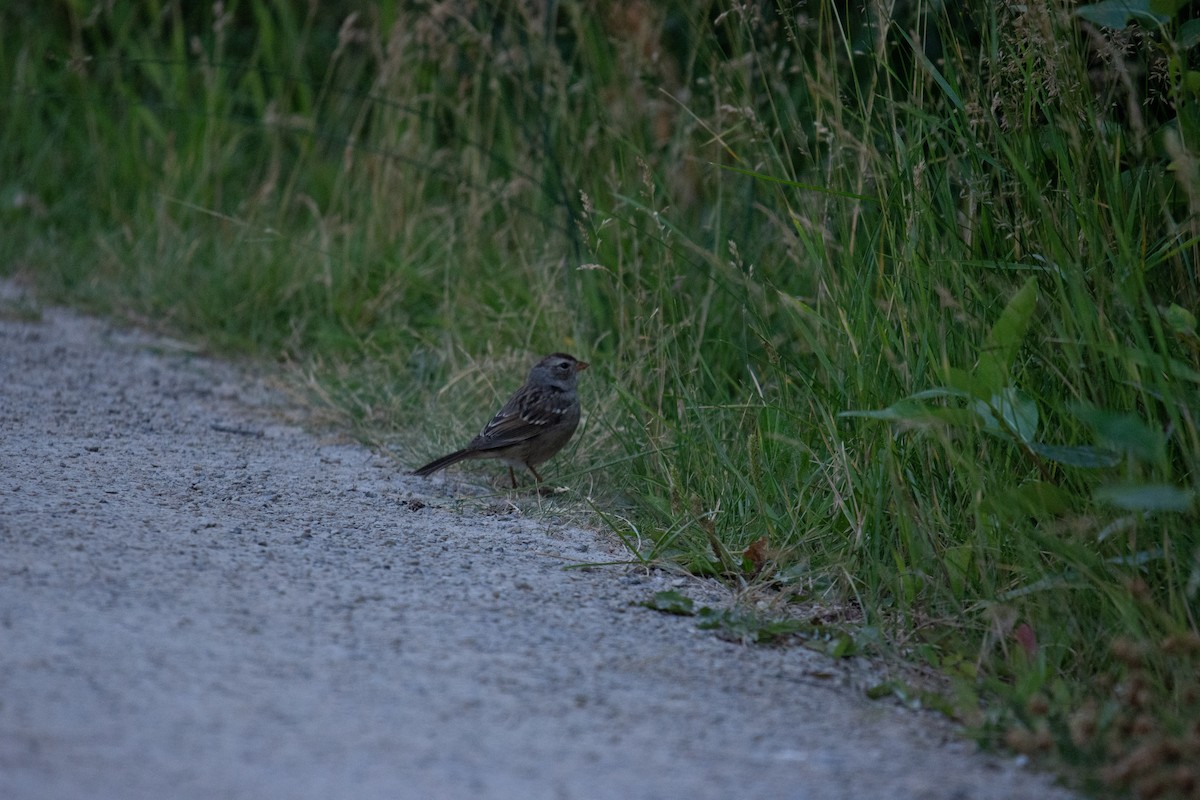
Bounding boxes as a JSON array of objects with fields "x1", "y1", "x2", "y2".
[
  {"x1": 639, "y1": 591, "x2": 867, "y2": 654},
  {"x1": 1077, "y1": 0, "x2": 1200, "y2": 150},
  {"x1": 842, "y1": 275, "x2": 1195, "y2": 516}
]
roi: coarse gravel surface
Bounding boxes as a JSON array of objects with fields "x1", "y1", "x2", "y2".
[{"x1": 0, "y1": 280, "x2": 1077, "y2": 800}]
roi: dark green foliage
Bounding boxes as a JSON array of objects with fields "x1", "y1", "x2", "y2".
[{"x1": 4, "y1": 2, "x2": 1200, "y2": 793}]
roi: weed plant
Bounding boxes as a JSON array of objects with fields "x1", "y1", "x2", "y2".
[{"x1": 3, "y1": 1, "x2": 1199, "y2": 794}]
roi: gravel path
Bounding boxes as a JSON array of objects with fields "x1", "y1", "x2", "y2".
[{"x1": 0, "y1": 281, "x2": 1076, "y2": 800}]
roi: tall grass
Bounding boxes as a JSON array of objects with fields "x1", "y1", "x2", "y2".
[{"x1": 4, "y1": 1, "x2": 1199, "y2": 793}]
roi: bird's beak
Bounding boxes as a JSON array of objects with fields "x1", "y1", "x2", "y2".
[{"x1": 576, "y1": 361, "x2": 590, "y2": 371}]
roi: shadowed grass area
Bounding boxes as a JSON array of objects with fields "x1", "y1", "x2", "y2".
[{"x1": 5, "y1": 1, "x2": 1199, "y2": 794}]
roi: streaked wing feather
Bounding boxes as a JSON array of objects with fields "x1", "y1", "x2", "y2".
[{"x1": 469, "y1": 386, "x2": 568, "y2": 451}]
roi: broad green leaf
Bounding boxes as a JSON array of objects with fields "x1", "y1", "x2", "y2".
[
  {"x1": 1184, "y1": 70, "x2": 1200, "y2": 94},
  {"x1": 1072, "y1": 405, "x2": 1166, "y2": 464},
  {"x1": 972, "y1": 388, "x2": 1039, "y2": 442},
  {"x1": 640, "y1": 590, "x2": 695, "y2": 615},
  {"x1": 981, "y1": 481, "x2": 1076, "y2": 520},
  {"x1": 1026, "y1": 442, "x2": 1122, "y2": 468},
  {"x1": 1151, "y1": 0, "x2": 1191, "y2": 17},
  {"x1": 696, "y1": 607, "x2": 811, "y2": 644},
  {"x1": 839, "y1": 404, "x2": 922, "y2": 422},
  {"x1": 1132, "y1": 7, "x2": 1172, "y2": 25},
  {"x1": 1016, "y1": 481, "x2": 1077, "y2": 515},
  {"x1": 1162, "y1": 302, "x2": 1197, "y2": 335},
  {"x1": 839, "y1": 399, "x2": 931, "y2": 422},
  {"x1": 1077, "y1": 0, "x2": 1168, "y2": 28},
  {"x1": 840, "y1": 399, "x2": 977, "y2": 428},
  {"x1": 908, "y1": 387, "x2": 971, "y2": 401},
  {"x1": 1179, "y1": 102, "x2": 1200, "y2": 150},
  {"x1": 1094, "y1": 483, "x2": 1196, "y2": 511},
  {"x1": 1076, "y1": 0, "x2": 1142, "y2": 28},
  {"x1": 943, "y1": 367, "x2": 992, "y2": 399},
  {"x1": 977, "y1": 277, "x2": 1038, "y2": 394},
  {"x1": 826, "y1": 633, "x2": 859, "y2": 659},
  {"x1": 1181, "y1": 21, "x2": 1200, "y2": 52}
]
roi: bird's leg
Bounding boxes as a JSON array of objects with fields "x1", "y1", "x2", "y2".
[
  {"x1": 528, "y1": 464, "x2": 544, "y2": 484},
  {"x1": 509, "y1": 466, "x2": 518, "y2": 488}
]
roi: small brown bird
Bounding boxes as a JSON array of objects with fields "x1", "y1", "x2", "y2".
[{"x1": 412, "y1": 353, "x2": 588, "y2": 487}]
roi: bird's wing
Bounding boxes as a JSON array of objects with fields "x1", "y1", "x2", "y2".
[{"x1": 469, "y1": 386, "x2": 569, "y2": 451}]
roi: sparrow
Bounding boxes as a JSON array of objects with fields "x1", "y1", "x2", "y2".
[{"x1": 412, "y1": 352, "x2": 588, "y2": 487}]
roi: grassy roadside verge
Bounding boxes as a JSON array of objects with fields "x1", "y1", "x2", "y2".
[{"x1": 4, "y1": 2, "x2": 1199, "y2": 795}]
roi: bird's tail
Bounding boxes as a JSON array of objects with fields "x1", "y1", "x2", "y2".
[{"x1": 412, "y1": 449, "x2": 474, "y2": 477}]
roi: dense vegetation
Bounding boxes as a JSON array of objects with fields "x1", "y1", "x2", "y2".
[{"x1": 4, "y1": 1, "x2": 1198, "y2": 795}]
